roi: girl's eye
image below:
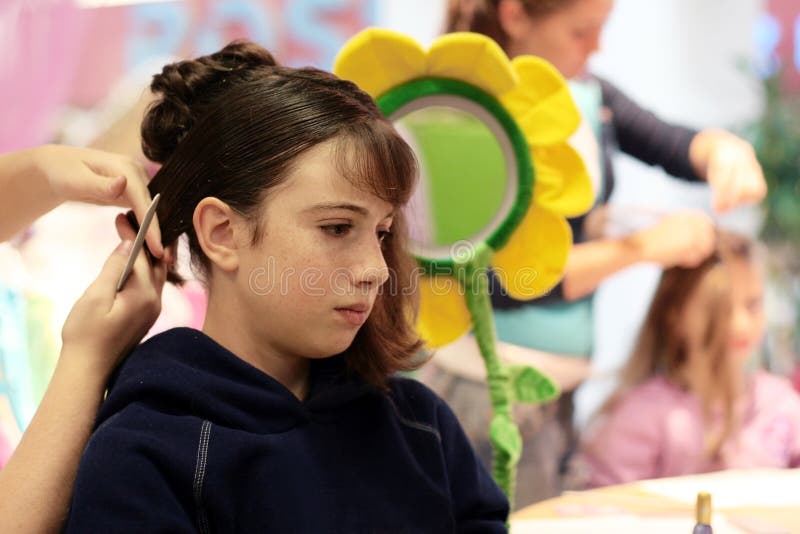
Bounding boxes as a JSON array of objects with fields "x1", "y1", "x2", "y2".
[
  {"x1": 377, "y1": 229, "x2": 392, "y2": 243},
  {"x1": 322, "y1": 224, "x2": 352, "y2": 237},
  {"x1": 747, "y1": 298, "x2": 763, "y2": 314}
]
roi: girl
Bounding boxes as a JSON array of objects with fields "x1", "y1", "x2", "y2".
[
  {"x1": 63, "y1": 42, "x2": 509, "y2": 532},
  {"x1": 580, "y1": 232, "x2": 800, "y2": 487}
]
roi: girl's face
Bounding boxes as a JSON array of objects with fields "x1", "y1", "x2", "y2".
[
  {"x1": 509, "y1": 0, "x2": 614, "y2": 79},
  {"x1": 726, "y1": 258, "x2": 766, "y2": 361},
  {"x1": 235, "y1": 140, "x2": 394, "y2": 360},
  {"x1": 681, "y1": 259, "x2": 766, "y2": 363}
]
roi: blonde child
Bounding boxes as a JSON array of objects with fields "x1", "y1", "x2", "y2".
[{"x1": 580, "y1": 232, "x2": 800, "y2": 487}]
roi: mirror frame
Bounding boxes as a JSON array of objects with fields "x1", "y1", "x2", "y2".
[{"x1": 377, "y1": 77, "x2": 534, "y2": 274}]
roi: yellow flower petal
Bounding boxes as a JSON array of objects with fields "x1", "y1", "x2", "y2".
[
  {"x1": 426, "y1": 32, "x2": 518, "y2": 97},
  {"x1": 332, "y1": 28, "x2": 427, "y2": 99},
  {"x1": 532, "y1": 143, "x2": 594, "y2": 217},
  {"x1": 417, "y1": 275, "x2": 472, "y2": 348},
  {"x1": 491, "y1": 205, "x2": 571, "y2": 300},
  {"x1": 500, "y1": 56, "x2": 580, "y2": 147}
]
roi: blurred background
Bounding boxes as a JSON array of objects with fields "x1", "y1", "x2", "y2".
[{"x1": 0, "y1": 0, "x2": 798, "y2": 447}]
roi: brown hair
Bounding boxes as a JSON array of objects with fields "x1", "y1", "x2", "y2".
[
  {"x1": 445, "y1": 0, "x2": 577, "y2": 50},
  {"x1": 142, "y1": 41, "x2": 424, "y2": 389},
  {"x1": 603, "y1": 232, "x2": 757, "y2": 460}
]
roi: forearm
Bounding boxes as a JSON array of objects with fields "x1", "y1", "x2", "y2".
[
  {"x1": 0, "y1": 352, "x2": 107, "y2": 534},
  {"x1": 599, "y1": 77, "x2": 700, "y2": 182},
  {"x1": 0, "y1": 147, "x2": 60, "y2": 241},
  {"x1": 561, "y1": 236, "x2": 644, "y2": 301}
]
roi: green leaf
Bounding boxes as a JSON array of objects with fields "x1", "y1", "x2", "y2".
[{"x1": 508, "y1": 364, "x2": 560, "y2": 404}]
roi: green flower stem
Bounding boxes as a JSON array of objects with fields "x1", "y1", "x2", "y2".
[{"x1": 456, "y1": 243, "x2": 521, "y2": 510}]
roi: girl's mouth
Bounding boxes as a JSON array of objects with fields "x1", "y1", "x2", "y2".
[{"x1": 335, "y1": 305, "x2": 370, "y2": 326}]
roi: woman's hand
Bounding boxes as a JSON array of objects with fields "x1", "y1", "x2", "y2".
[
  {"x1": 32, "y1": 144, "x2": 163, "y2": 256},
  {"x1": 0, "y1": 214, "x2": 173, "y2": 534},
  {"x1": 632, "y1": 210, "x2": 716, "y2": 269},
  {"x1": 0, "y1": 144, "x2": 163, "y2": 255},
  {"x1": 690, "y1": 129, "x2": 767, "y2": 213},
  {"x1": 60, "y1": 213, "x2": 171, "y2": 379}
]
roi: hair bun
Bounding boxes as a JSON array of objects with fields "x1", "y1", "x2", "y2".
[{"x1": 141, "y1": 41, "x2": 278, "y2": 163}]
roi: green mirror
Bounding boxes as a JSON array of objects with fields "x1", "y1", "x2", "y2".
[{"x1": 393, "y1": 100, "x2": 517, "y2": 259}]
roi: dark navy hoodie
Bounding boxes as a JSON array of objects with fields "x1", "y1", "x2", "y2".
[{"x1": 64, "y1": 328, "x2": 508, "y2": 533}]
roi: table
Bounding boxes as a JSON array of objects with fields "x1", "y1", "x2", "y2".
[{"x1": 511, "y1": 468, "x2": 800, "y2": 533}]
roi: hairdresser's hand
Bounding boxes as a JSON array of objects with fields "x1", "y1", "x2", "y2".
[
  {"x1": 61, "y1": 214, "x2": 171, "y2": 379},
  {"x1": 690, "y1": 129, "x2": 767, "y2": 213},
  {"x1": 31, "y1": 144, "x2": 164, "y2": 257},
  {"x1": 633, "y1": 211, "x2": 716, "y2": 269}
]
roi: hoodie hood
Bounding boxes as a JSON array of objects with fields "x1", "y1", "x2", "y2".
[{"x1": 98, "y1": 327, "x2": 376, "y2": 434}]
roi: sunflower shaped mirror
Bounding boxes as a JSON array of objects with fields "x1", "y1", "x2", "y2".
[{"x1": 334, "y1": 29, "x2": 593, "y2": 504}]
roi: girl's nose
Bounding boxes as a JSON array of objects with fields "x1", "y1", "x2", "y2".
[{"x1": 352, "y1": 241, "x2": 390, "y2": 288}]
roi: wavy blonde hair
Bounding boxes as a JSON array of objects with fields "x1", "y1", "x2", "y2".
[{"x1": 602, "y1": 231, "x2": 758, "y2": 460}]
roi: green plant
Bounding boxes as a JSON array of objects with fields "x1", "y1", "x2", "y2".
[
  {"x1": 744, "y1": 71, "x2": 800, "y2": 242},
  {"x1": 741, "y1": 68, "x2": 800, "y2": 366}
]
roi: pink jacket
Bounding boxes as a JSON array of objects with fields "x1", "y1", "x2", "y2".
[{"x1": 579, "y1": 371, "x2": 800, "y2": 487}]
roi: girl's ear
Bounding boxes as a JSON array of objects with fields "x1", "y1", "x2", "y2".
[
  {"x1": 497, "y1": 0, "x2": 532, "y2": 41},
  {"x1": 193, "y1": 197, "x2": 244, "y2": 273}
]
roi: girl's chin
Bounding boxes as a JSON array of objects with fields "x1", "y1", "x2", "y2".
[
  {"x1": 565, "y1": 63, "x2": 589, "y2": 81},
  {"x1": 730, "y1": 347, "x2": 756, "y2": 362},
  {"x1": 308, "y1": 334, "x2": 359, "y2": 359}
]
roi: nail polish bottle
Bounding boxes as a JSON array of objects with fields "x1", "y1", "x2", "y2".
[{"x1": 692, "y1": 492, "x2": 713, "y2": 534}]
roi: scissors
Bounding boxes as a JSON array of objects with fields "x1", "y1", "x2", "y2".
[{"x1": 116, "y1": 193, "x2": 161, "y2": 292}]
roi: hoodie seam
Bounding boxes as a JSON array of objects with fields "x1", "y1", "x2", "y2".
[
  {"x1": 194, "y1": 420, "x2": 212, "y2": 534},
  {"x1": 386, "y1": 396, "x2": 442, "y2": 442}
]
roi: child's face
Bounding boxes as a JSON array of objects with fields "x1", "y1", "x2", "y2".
[
  {"x1": 726, "y1": 258, "x2": 766, "y2": 361},
  {"x1": 235, "y1": 140, "x2": 394, "y2": 360},
  {"x1": 681, "y1": 259, "x2": 765, "y2": 363}
]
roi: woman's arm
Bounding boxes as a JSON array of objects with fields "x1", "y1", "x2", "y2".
[
  {"x1": 0, "y1": 352, "x2": 115, "y2": 533},
  {"x1": 599, "y1": 77, "x2": 701, "y2": 183},
  {"x1": 561, "y1": 210, "x2": 716, "y2": 301},
  {"x1": 599, "y1": 78, "x2": 767, "y2": 212},
  {"x1": 0, "y1": 215, "x2": 170, "y2": 534}
]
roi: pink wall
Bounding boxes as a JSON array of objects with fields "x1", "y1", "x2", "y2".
[{"x1": 0, "y1": 0, "x2": 375, "y2": 152}]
